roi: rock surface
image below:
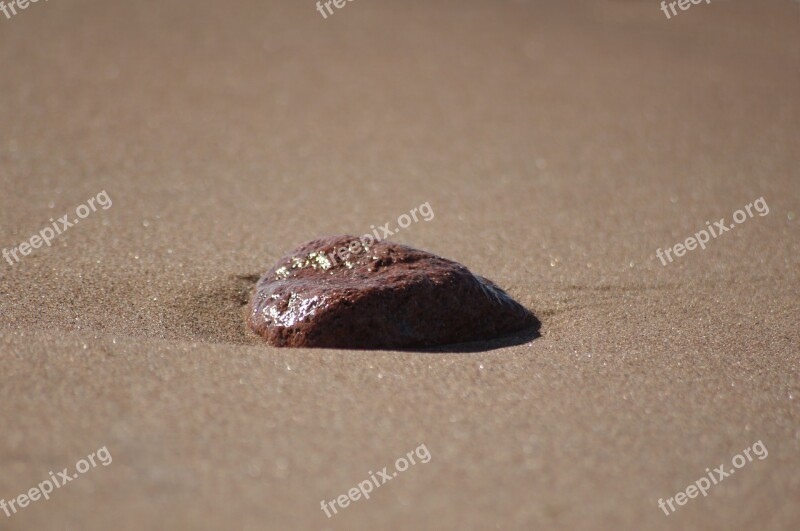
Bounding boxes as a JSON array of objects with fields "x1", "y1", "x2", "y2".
[{"x1": 247, "y1": 236, "x2": 538, "y2": 349}]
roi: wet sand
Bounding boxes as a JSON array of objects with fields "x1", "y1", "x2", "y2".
[{"x1": 1, "y1": 0, "x2": 798, "y2": 529}]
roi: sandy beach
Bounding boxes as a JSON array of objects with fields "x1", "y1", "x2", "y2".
[{"x1": 1, "y1": 0, "x2": 798, "y2": 529}]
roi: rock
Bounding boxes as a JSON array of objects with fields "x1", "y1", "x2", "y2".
[{"x1": 247, "y1": 236, "x2": 538, "y2": 349}]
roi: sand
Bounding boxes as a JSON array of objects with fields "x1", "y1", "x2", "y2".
[{"x1": 1, "y1": 0, "x2": 798, "y2": 529}]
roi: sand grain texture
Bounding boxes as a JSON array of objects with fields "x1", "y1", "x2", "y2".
[{"x1": 1, "y1": 1, "x2": 798, "y2": 530}]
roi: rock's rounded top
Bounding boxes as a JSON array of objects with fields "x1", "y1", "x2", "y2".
[{"x1": 247, "y1": 236, "x2": 537, "y2": 349}]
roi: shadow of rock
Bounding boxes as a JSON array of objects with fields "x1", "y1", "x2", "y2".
[{"x1": 399, "y1": 316, "x2": 541, "y2": 353}]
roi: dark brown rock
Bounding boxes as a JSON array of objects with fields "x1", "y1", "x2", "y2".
[{"x1": 247, "y1": 236, "x2": 538, "y2": 349}]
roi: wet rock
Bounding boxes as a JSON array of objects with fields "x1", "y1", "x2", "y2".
[{"x1": 247, "y1": 236, "x2": 538, "y2": 349}]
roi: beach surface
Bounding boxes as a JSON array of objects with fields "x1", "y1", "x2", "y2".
[{"x1": 1, "y1": 0, "x2": 798, "y2": 529}]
